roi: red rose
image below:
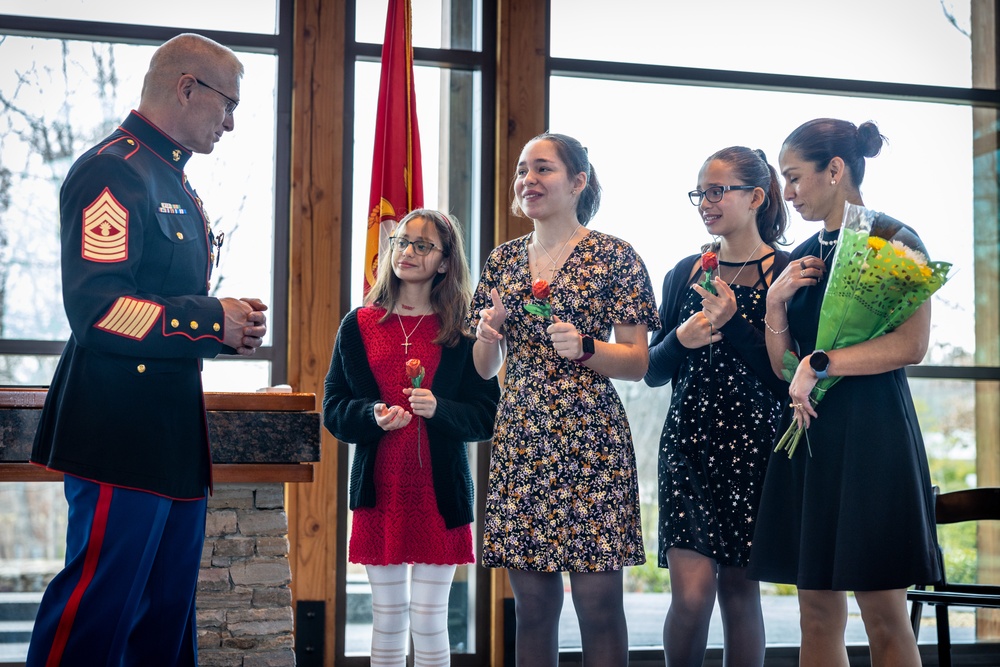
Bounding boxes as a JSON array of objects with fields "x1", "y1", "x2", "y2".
[
  {"x1": 701, "y1": 251, "x2": 719, "y2": 271},
  {"x1": 531, "y1": 279, "x2": 551, "y2": 300},
  {"x1": 405, "y1": 358, "x2": 425, "y2": 388}
]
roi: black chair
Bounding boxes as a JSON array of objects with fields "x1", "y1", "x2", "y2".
[{"x1": 908, "y1": 487, "x2": 1000, "y2": 666}]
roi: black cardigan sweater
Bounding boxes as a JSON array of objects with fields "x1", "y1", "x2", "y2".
[
  {"x1": 645, "y1": 250, "x2": 791, "y2": 397},
  {"x1": 322, "y1": 308, "x2": 501, "y2": 529}
]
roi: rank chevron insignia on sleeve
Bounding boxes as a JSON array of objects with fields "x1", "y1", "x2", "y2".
[
  {"x1": 95, "y1": 296, "x2": 163, "y2": 339},
  {"x1": 82, "y1": 187, "x2": 129, "y2": 262}
]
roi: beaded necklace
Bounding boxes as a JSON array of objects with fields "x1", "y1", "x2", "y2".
[{"x1": 818, "y1": 229, "x2": 839, "y2": 263}]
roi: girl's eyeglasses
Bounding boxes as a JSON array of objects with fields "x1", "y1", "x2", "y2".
[
  {"x1": 688, "y1": 184, "x2": 755, "y2": 206},
  {"x1": 388, "y1": 237, "x2": 440, "y2": 256}
]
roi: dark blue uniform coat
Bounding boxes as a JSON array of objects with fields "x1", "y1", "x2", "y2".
[{"x1": 31, "y1": 110, "x2": 231, "y2": 500}]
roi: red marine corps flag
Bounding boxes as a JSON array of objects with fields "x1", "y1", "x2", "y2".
[{"x1": 364, "y1": 0, "x2": 424, "y2": 294}]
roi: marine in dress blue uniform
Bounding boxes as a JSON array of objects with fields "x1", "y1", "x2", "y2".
[{"x1": 26, "y1": 33, "x2": 266, "y2": 667}]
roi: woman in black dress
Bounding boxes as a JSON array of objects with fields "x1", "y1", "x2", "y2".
[
  {"x1": 748, "y1": 119, "x2": 939, "y2": 666},
  {"x1": 646, "y1": 146, "x2": 789, "y2": 667}
]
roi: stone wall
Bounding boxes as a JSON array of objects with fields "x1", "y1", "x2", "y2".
[{"x1": 198, "y1": 484, "x2": 295, "y2": 667}]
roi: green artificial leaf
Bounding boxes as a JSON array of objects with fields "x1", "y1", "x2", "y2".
[
  {"x1": 699, "y1": 270, "x2": 717, "y2": 295},
  {"x1": 523, "y1": 303, "x2": 551, "y2": 318},
  {"x1": 781, "y1": 349, "x2": 799, "y2": 383}
]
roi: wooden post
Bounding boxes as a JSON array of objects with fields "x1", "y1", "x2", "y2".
[
  {"x1": 971, "y1": 0, "x2": 1000, "y2": 641},
  {"x1": 287, "y1": 0, "x2": 346, "y2": 663},
  {"x1": 491, "y1": 0, "x2": 548, "y2": 663}
]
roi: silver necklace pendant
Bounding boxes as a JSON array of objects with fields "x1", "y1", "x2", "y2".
[{"x1": 819, "y1": 230, "x2": 838, "y2": 263}]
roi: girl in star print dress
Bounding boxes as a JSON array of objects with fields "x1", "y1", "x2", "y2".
[
  {"x1": 645, "y1": 147, "x2": 790, "y2": 667},
  {"x1": 471, "y1": 133, "x2": 660, "y2": 667},
  {"x1": 323, "y1": 209, "x2": 500, "y2": 667}
]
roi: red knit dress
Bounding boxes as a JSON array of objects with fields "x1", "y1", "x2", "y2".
[{"x1": 348, "y1": 306, "x2": 475, "y2": 566}]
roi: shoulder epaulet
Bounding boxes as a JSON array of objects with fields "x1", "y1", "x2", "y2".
[{"x1": 95, "y1": 134, "x2": 141, "y2": 160}]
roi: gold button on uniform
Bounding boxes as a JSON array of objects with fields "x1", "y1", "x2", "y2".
[
  {"x1": 213, "y1": 323, "x2": 221, "y2": 332},
  {"x1": 190, "y1": 321, "x2": 199, "y2": 330},
  {"x1": 137, "y1": 364, "x2": 146, "y2": 373},
  {"x1": 171, "y1": 319, "x2": 179, "y2": 328},
  {"x1": 176, "y1": 232, "x2": 184, "y2": 240}
]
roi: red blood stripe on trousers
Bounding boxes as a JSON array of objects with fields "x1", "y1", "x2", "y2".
[{"x1": 45, "y1": 484, "x2": 114, "y2": 667}]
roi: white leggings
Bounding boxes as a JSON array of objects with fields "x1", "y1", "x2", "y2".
[{"x1": 366, "y1": 563, "x2": 457, "y2": 667}]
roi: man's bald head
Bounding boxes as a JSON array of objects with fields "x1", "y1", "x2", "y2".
[
  {"x1": 137, "y1": 33, "x2": 244, "y2": 153},
  {"x1": 139, "y1": 33, "x2": 243, "y2": 110}
]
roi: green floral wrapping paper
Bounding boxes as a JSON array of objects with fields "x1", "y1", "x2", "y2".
[{"x1": 776, "y1": 203, "x2": 953, "y2": 458}]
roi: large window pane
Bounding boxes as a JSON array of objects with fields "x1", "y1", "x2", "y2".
[
  {"x1": 0, "y1": 1, "x2": 279, "y2": 34},
  {"x1": 0, "y1": 355, "x2": 59, "y2": 385},
  {"x1": 356, "y1": 0, "x2": 483, "y2": 51},
  {"x1": 351, "y1": 62, "x2": 483, "y2": 307},
  {"x1": 913, "y1": 378, "x2": 978, "y2": 488},
  {"x1": 202, "y1": 358, "x2": 272, "y2": 392},
  {"x1": 907, "y1": 377, "x2": 998, "y2": 642},
  {"x1": 549, "y1": 76, "x2": 975, "y2": 365},
  {"x1": 550, "y1": 0, "x2": 973, "y2": 88},
  {"x1": 0, "y1": 36, "x2": 277, "y2": 353}
]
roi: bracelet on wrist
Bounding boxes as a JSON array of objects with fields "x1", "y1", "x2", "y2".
[{"x1": 764, "y1": 318, "x2": 789, "y2": 335}]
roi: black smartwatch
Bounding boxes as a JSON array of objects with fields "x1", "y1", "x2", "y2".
[
  {"x1": 575, "y1": 335, "x2": 595, "y2": 363},
  {"x1": 809, "y1": 349, "x2": 830, "y2": 380}
]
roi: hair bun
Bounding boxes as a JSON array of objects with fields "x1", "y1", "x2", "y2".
[{"x1": 857, "y1": 121, "x2": 885, "y2": 159}]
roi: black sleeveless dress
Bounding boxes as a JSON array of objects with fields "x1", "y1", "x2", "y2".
[
  {"x1": 747, "y1": 223, "x2": 940, "y2": 590},
  {"x1": 658, "y1": 252, "x2": 786, "y2": 567}
]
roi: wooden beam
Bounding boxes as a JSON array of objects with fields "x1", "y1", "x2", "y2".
[
  {"x1": 0, "y1": 389, "x2": 317, "y2": 412},
  {"x1": 287, "y1": 0, "x2": 345, "y2": 664},
  {"x1": 491, "y1": 1, "x2": 548, "y2": 663},
  {"x1": 0, "y1": 463, "x2": 314, "y2": 484},
  {"x1": 495, "y1": 0, "x2": 547, "y2": 249},
  {"x1": 972, "y1": 0, "x2": 1000, "y2": 641}
]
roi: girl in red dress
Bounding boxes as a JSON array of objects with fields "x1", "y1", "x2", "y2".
[{"x1": 323, "y1": 209, "x2": 500, "y2": 666}]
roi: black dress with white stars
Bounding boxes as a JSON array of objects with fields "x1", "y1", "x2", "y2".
[{"x1": 646, "y1": 250, "x2": 790, "y2": 568}]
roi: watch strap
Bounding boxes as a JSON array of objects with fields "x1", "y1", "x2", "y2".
[
  {"x1": 575, "y1": 335, "x2": 595, "y2": 363},
  {"x1": 811, "y1": 349, "x2": 830, "y2": 380}
]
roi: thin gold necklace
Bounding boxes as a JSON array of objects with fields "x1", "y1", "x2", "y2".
[
  {"x1": 533, "y1": 227, "x2": 580, "y2": 280},
  {"x1": 396, "y1": 309, "x2": 428, "y2": 354}
]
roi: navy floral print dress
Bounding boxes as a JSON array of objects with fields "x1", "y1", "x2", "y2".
[{"x1": 471, "y1": 230, "x2": 660, "y2": 572}]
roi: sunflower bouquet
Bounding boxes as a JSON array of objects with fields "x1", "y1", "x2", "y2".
[{"x1": 774, "y1": 203, "x2": 952, "y2": 457}]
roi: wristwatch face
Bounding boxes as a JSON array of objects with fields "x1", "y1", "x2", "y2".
[
  {"x1": 582, "y1": 336, "x2": 595, "y2": 355},
  {"x1": 810, "y1": 350, "x2": 829, "y2": 372}
]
